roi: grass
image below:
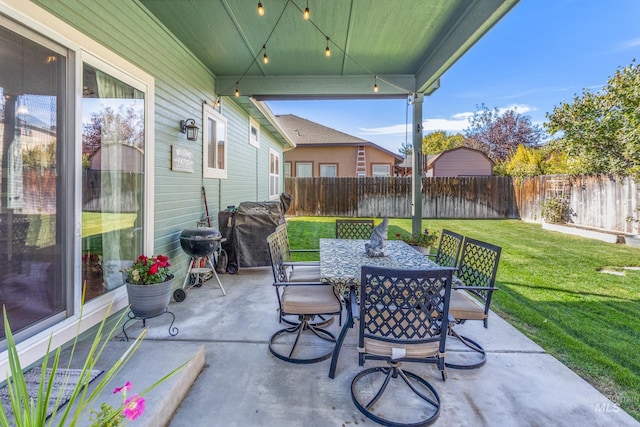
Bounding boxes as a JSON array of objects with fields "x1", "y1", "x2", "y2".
[{"x1": 285, "y1": 217, "x2": 640, "y2": 420}]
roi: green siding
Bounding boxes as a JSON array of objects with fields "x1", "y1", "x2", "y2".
[{"x1": 30, "y1": 0, "x2": 286, "y2": 277}]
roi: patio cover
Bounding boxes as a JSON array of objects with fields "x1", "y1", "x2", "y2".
[
  {"x1": 140, "y1": 0, "x2": 518, "y2": 98},
  {"x1": 140, "y1": 0, "x2": 519, "y2": 230}
]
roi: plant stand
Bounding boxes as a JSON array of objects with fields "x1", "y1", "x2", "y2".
[{"x1": 121, "y1": 309, "x2": 179, "y2": 341}]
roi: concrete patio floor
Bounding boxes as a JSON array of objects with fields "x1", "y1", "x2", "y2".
[{"x1": 72, "y1": 266, "x2": 638, "y2": 426}]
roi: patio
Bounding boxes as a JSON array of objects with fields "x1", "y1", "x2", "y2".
[{"x1": 64, "y1": 266, "x2": 638, "y2": 426}]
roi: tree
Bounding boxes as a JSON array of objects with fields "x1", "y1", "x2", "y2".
[
  {"x1": 422, "y1": 131, "x2": 464, "y2": 155},
  {"x1": 398, "y1": 140, "x2": 412, "y2": 155},
  {"x1": 545, "y1": 61, "x2": 640, "y2": 176},
  {"x1": 464, "y1": 104, "x2": 544, "y2": 162},
  {"x1": 503, "y1": 144, "x2": 544, "y2": 177}
]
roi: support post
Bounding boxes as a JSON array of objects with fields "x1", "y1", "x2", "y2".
[{"x1": 410, "y1": 93, "x2": 424, "y2": 236}]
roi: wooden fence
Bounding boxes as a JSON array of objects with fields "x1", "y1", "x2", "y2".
[{"x1": 284, "y1": 175, "x2": 640, "y2": 234}]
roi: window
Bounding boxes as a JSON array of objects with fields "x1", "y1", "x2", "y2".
[
  {"x1": 284, "y1": 162, "x2": 291, "y2": 178},
  {"x1": 249, "y1": 117, "x2": 260, "y2": 148},
  {"x1": 269, "y1": 149, "x2": 280, "y2": 199},
  {"x1": 203, "y1": 103, "x2": 227, "y2": 179},
  {"x1": 320, "y1": 164, "x2": 337, "y2": 177},
  {"x1": 81, "y1": 60, "x2": 146, "y2": 300},
  {"x1": 372, "y1": 164, "x2": 391, "y2": 177},
  {"x1": 296, "y1": 162, "x2": 312, "y2": 177}
]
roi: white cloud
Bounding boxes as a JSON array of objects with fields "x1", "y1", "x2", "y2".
[
  {"x1": 618, "y1": 38, "x2": 640, "y2": 51},
  {"x1": 497, "y1": 103, "x2": 537, "y2": 114},
  {"x1": 360, "y1": 103, "x2": 539, "y2": 136},
  {"x1": 421, "y1": 117, "x2": 469, "y2": 133}
]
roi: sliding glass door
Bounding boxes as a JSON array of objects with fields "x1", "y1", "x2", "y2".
[{"x1": 0, "y1": 22, "x2": 67, "y2": 339}]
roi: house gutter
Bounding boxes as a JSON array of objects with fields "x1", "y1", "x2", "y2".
[{"x1": 250, "y1": 99, "x2": 296, "y2": 150}]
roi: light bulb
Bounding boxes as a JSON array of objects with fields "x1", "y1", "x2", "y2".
[
  {"x1": 257, "y1": 2, "x2": 264, "y2": 16},
  {"x1": 303, "y1": 7, "x2": 310, "y2": 20},
  {"x1": 263, "y1": 53, "x2": 269, "y2": 64},
  {"x1": 325, "y1": 37, "x2": 331, "y2": 57},
  {"x1": 374, "y1": 83, "x2": 379, "y2": 93},
  {"x1": 235, "y1": 82, "x2": 240, "y2": 97}
]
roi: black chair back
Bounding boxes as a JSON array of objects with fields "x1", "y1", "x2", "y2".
[
  {"x1": 335, "y1": 219, "x2": 374, "y2": 239},
  {"x1": 456, "y1": 237, "x2": 501, "y2": 326},
  {"x1": 433, "y1": 229, "x2": 464, "y2": 268}
]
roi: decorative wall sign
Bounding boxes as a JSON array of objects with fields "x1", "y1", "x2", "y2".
[{"x1": 171, "y1": 146, "x2": 194, "y2": 173}]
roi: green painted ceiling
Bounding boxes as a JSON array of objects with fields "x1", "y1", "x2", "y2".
[{"x1": 140, "y1": 0, "x2": 518, "y2": 99}]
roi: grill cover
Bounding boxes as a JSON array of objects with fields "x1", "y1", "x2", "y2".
[{"x1": 219, "y1": 193, "x2": 291, "y2": 267}]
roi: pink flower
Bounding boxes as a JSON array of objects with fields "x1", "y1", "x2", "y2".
[
  {"x1": 113, "y1": 381, "x2": 132, "y2": 396},
  {"x1": 137, "y1": 255, "x2": 148, "y2": 263},
  {"x1": 148, "y1": 263, "x2": 159, "y2": 275},
  {"x1": 156, "y1": 255, "x2": 170, "y2": 267},
  {"x1": 122, "y1": 394, "x2": 146, "y2": 420}
]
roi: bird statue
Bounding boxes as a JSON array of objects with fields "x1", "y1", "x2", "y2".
[{"x1": 365, "y1": 218, "x2": 389, "y2": 257}]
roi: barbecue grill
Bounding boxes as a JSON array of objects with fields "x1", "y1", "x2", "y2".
[{"x1": 175, "y1": 227, "x2": 227, "y2": 301}]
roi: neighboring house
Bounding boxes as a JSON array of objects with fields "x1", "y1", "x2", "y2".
[
  {"x1": 277, "y1": 114, "x2": 403, "y2": 177},
  {"x1": 426, "y1": 147, "x2": 494, "y2": 177},
  {"x1": 394, "y1": 153, "x2": 428, "y2": 177}
]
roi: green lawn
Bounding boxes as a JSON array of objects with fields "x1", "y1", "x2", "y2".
[{"x1": 285, "y1": 217, "x2": 640, "y2": 420}]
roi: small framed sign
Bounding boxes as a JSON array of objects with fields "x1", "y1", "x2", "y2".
[{"x1": 171, "y1": 146, "x2": 194, "y2": 173}]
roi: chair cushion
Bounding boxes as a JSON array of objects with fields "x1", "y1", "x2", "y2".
[
  {"x1": 449, "y1": 290, "x2": 487, "y2": 321},
  {"x1": 288, "y1": 265, "x2": 321, "y2": 282},
  {"x1": 281, "y1": 285, "x2": 341, "y2": 315},
  {"x1": 362, "y1": 338, "x2": 439, "y2": 359}
]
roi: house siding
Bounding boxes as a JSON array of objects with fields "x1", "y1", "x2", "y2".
[
  {"x1": 285, "y1": 145, "x2": 398, "y2": 177},
  {"x1": 28, "y1": 1, "x2": 286, "y2": 272}
]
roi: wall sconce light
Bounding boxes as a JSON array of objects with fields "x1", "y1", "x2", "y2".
[{"x1": 180, "y1": 119, "x2": 200, "y2": 141}]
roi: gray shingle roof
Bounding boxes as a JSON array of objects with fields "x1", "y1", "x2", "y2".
[{"x1": 275, "y1": 114, "x2": 402, "y2": 160}]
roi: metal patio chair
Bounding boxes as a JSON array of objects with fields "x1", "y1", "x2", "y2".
[
  {"x1": 335, "y1": 219, "x2": 374, "y2": 239},
  {"x1": 351, "y1": 266, "x2": 455, "y2": 426},
  {"x1": 428, "y1": 228, "x2": 464, "y2": 268},
  {"x1": 267, "y1": 228, "x2": 342, "y2": 364},
  {"x1": 447, "y1": 237, "x2": 501, "y2": 369}
]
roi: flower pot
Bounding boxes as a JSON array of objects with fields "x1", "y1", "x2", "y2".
[
  {"x1": 126, "y1": 276, "x2": 174, "y2": 318},
  {"x1": 410, "y1": 245, "x2": 431, "y2": 256}
]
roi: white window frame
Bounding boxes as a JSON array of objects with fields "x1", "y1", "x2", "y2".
[
  {"x1": 284, "y1": 162, "x2": 292, "y2": 178},
  {"x1": 203, "y1": 103, "x2": 228, "y2": 179},
  {"x1": 249, "y1": 117, "x2": 260, "y2": 148},
  {"x1": 372, "y1": 164, "x2": 391, "y2": 177},
  {"x1": 269, "y1": 148, "x2": 280, "y2": 200}
]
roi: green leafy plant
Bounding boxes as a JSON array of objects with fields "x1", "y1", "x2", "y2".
[
  {"x1": 0, "y1": 290, "x2": 187, "y2": 427},
  {"x1": 540, "y1": 196, "x2": 570, "y2": 224},
  {"x1": 395, "y1": 228, "x2": 439, "y2": 248},
  {"x1": 123, "y1": 254, "x2": 172, "y2": 285}
]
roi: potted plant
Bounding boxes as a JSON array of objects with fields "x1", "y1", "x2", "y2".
[
  {"x1": 395, "y1": 229, "x2": 439, "y2": 255},
  {"x1": 123, "y1": 254, "x2": 173, "y2": 318}
]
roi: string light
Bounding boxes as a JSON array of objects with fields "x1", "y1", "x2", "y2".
[
  {"x1": 221, "y1": 4, "x2": 404, "y2": 98},
  {"x1": 303, "y1": 0, "x2": 310, "y2": 20}
]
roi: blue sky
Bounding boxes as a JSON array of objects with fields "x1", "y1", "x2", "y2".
[{"x1": 267, "y1": 0, "x2": 640, "y2": 154}]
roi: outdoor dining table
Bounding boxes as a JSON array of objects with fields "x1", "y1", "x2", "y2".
[{"x1": 320, "y1": 238, "x2": 439, "y2": 378}]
